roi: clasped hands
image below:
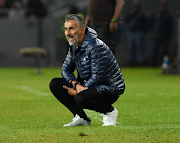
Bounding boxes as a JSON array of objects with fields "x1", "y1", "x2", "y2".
[{"x1": 63, "y1": 84, "x2": 88, "y2": 96}]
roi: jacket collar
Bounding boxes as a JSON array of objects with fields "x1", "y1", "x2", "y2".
[
  {"x1": 81, "y1": 27, "x2": 98, "y2": 50},
  {"x1": 71, "y1": 27, "x2": 98, "y2": 53}
]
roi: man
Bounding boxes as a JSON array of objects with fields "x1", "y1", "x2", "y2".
[
  {"x1": 150, "y1": 1, "x2": 173, "y2": 67},
  {"x1": 124, "y1": 1, "x2": 147, "y2": 66},
  {"x1": 49, "y1": 14, "x2": 125, "y2": 127},
  {"x1": 86, "y1": 0, "x2": 125, "y2": 56}
]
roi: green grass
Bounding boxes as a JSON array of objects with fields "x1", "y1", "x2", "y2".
[{"x1": 0, "y1": 67, "x2": 180, "y2": 142}]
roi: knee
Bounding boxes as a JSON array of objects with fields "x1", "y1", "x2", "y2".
[
  {"x1": 74, "y1": 93, "x2": 87, "y2": 108},
  {"x1": 49, "y1": 78, "x2": 59, "y2": 92}
]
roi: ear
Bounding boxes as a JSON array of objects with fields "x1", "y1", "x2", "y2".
[{"x1": 81, "y1": 27, "x2": 86, "y2": 35}]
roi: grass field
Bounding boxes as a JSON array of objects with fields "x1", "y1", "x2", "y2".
[{"x1": 0, "y1": 67, "x2": 180, "y2": 143}]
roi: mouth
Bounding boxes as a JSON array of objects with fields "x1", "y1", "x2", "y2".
[{"x1": 67, "y1": 35, "x2": 74, "y2": 42}]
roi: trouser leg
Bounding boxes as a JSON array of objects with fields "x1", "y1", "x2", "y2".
[
  {"x1": 128, "y1": 32, "x2": 136, "y2": 66},
  {"x1": 152, "y1": 35, "x2": 161, "y2": 66},
  {"x1": 74, "y1": 87, "x2": 120, "y2": 114},
  {"x1": 49, "y1": 78, "x2": 88, "y2": 120},
  {"x1": 135, "y1": 31, "x2": 145, "y2": 65}
]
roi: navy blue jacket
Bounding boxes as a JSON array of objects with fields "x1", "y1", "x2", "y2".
[{"x1": 61, "y1": 27, "x2": 125, "y2": 95}]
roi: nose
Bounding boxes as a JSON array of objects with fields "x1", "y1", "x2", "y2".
[{"x1": 65, "y1": 29, "x2": 70, "y2": 36}]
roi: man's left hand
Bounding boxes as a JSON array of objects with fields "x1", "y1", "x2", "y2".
[
  {"x1": 63, "y1": 85, "x2": 77, "y2": 96},
  {"x1": 109, "y1": 21, "x2": 118, "y2": 32}
]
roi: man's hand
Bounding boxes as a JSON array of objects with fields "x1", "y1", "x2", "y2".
[
  {"x1": 109, "y1": 21, "x2": 118, "y2": 32},
  {"x1": 63, "y1": 85, "x2": 77, "y2": 96},
  {"x1": 63, "y1": 85, "x2": 88, "y2": 96},
  {"x1": 76, "y1": 84, "x2": 88, "y2": 93},
  {"x1": 85, "y1": 15, "x2": 90, "y2": 26}
]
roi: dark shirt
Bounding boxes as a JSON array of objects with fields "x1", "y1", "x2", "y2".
[
  {"x1": 124, "y1": 10, "x2": 147, "y2": 32},
  {"x1": 150, "y1": 11, "x2": 173, "y2": 36},
  {"x1": 88, "y1": 0, "x2": 122, "y2": 26}
]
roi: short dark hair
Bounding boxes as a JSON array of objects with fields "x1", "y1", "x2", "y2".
[{"x1": 65, "y1": 14, "x2": 86, "y2": 28}]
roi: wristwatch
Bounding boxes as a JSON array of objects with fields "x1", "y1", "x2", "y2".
[
  {"x1": 73, "y1": 82, "x2": 81, "y2": 90},
  {"x1": 111, "y1": 18, "x2": 117, "y2": 22}
]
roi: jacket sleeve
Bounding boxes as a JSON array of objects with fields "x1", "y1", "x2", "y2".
[
  {"x1": 61, "y1": 50, "x2": 77, "y2": 85},
  {"x1": 83, "y1": 43, "x2": 108, "y2": 87}
]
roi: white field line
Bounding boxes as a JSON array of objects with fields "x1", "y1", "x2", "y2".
[
  {"x1": 16, "y1": 86, "x2": 119, "y2": 124},
  {"x1": 85, "y1": 110, "x2": 103, "y2": 122},
  {"x1": 85, "y1": 109, "x2": 120, "y2": 124},
  {"x1": 16, "y1": 85, "x2": 51, "y2": 96},
  {"x1": 127, "y1": 93, "x2": 179, "y2": 96}
]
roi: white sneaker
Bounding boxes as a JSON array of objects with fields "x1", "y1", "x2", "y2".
[
  {"x1": 102, "y1": 107, "x2": 118, "y2": 126},
  {"x1": 63, "y1": 114, "x2": 91, "y2": 127}
]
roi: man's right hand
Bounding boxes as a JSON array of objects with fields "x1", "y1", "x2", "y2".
[
  {"x1": 71, "y1": 80, "x2": 88, "y2": 93},
  {"x1": 76, "y1": 84, "x2": 88, "y2": 93},
  {"x1": 85, "y1": 15, "x2": 90, "y2": 26}
]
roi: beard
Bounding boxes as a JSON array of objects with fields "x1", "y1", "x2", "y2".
[{"x1": 66, "y1": 34, "x2": 79, "y2": 47}]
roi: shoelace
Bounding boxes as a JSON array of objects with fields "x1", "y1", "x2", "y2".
[
  {"x1": 72, "y1": 115, "x2": 80, "y2": 122},
  {"x1": 103, "y1": 115, "x2": 110, "y2": 122}
]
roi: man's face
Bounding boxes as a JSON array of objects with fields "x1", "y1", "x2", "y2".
[{"x1": 64, "y1": 20, "x2": 84, "y2": 47}]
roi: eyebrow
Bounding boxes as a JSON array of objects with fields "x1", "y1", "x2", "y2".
[{"x1": 65, "y1": 27, "x2": 74, "y2": 30}]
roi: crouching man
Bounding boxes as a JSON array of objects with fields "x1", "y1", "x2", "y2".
[{"x1": 49, "y1": 14, "x2": 125, "y2": 127}]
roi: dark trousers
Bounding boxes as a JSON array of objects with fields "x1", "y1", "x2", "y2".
[
  {"x1": 128, "y1": 31, "x2": 146, "y2": 66},
  {"x1": 49, "y1": 78, "x2": 119, "y2": 120},
  {"x1": 152, "y1": 33, "x2": 170, "y2": 67}
]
